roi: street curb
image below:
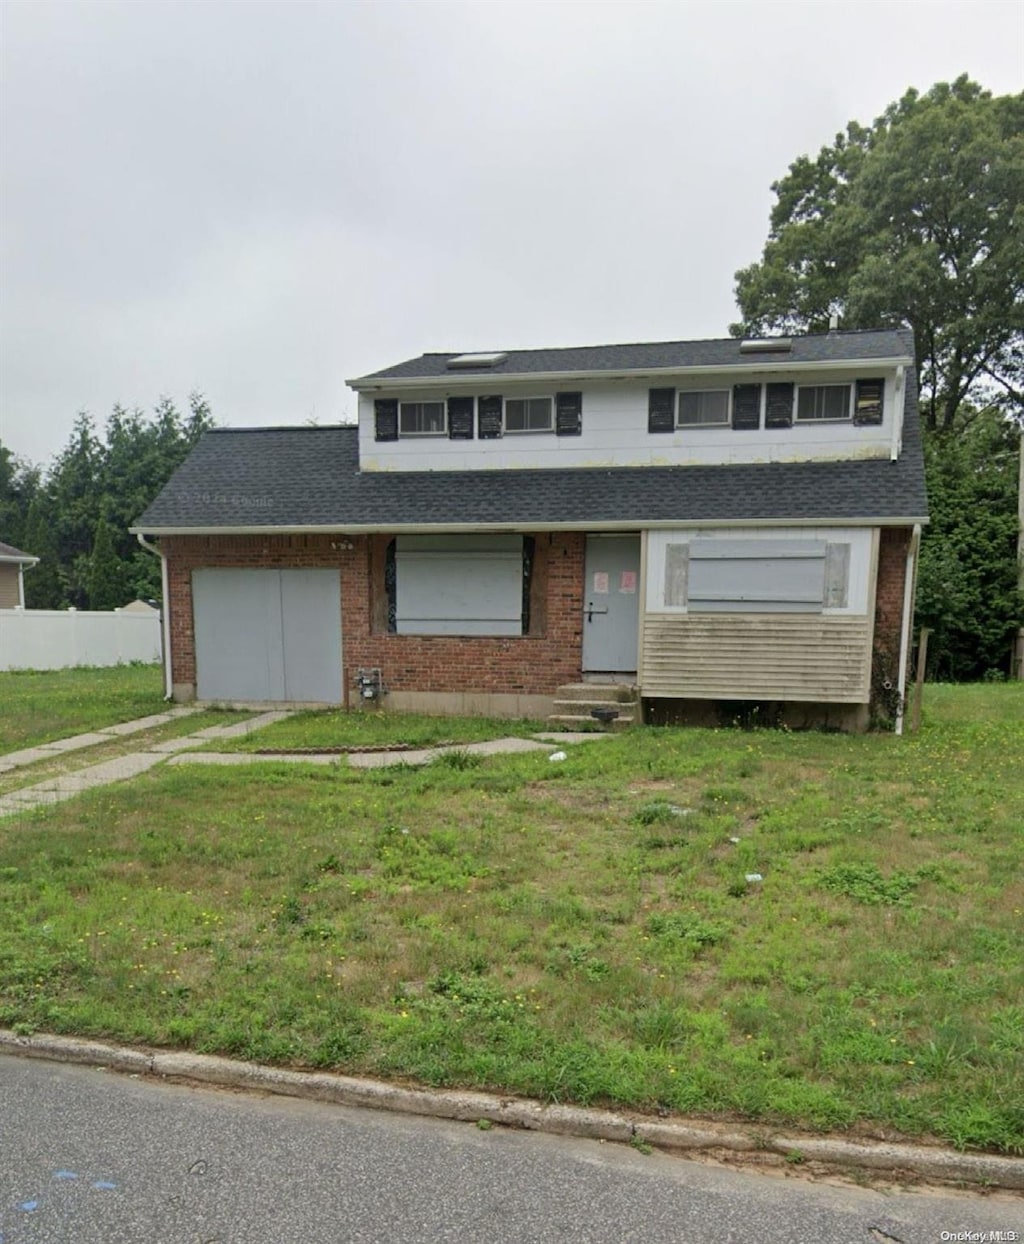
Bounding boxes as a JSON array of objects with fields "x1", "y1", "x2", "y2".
[{"x1": 2, "y1": 1030, "x2": 1021, "y2": 1190}]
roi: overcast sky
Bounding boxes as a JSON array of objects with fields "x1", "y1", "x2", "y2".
[{"x1": 1, "y1": 0, "x2": 1021, "y2": 468}]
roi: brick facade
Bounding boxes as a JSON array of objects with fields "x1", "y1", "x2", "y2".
[
  {"x1": 163, "y1": 531, "x2": 584, "y2": 702},
  {"x1": 874, "y1": 526, "x2": 912, "y2": 656}
]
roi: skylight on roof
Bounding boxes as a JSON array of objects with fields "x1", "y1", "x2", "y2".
[
  {"x1": 446, "y1": 352, "x2": 508, "y2": 369},
  {"x1": 740, "y1": 338, "x2": 792, "y2": 354}
]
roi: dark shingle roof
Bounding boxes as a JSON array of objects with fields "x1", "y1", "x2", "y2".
[
  {"x1": 351, "y1": 328, "x2": 912, "y2": 385},
  {"x1": 134, "y1": 358, "x2": 927, "y2": 532}
]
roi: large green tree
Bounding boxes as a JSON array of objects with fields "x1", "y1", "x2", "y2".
[
  {"x1": 733, "y1": 76, "x2": 1024, "y2": 678},
  {"x1": 0, "y1": 444, "x2": 40, "y2": 552},
  {"x1": 916, "y1": 413, "x2": 1022, "y2": 679},
  {"x1": 4, "y1": 394, "x2": 213, "y2": 610},
  {"x1": 733, "y1": 76, "x2": 1023, "y2": 433}
]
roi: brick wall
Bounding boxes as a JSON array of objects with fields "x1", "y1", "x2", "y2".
[
  {"x1": 163, "y1": 531, "x2": 584, "y2": 698},
  {"x1": 874, "y1": 526, "x2": 912, "y2": 655}
]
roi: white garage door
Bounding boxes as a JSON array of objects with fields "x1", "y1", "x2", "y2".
[{"x1": 192, "y1": 568, "x2": 342, "y2": 703}]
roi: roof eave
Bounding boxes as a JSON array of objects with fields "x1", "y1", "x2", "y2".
[
  {"x1": 347, "y1": 355, "x2": 914, "y2": 392},
  {"x1": 130, "y1": 515, "x2": 928, "y2": 539}
]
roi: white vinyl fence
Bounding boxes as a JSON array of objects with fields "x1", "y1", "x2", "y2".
[{"x1": 0, "y1": 608, "x2": 162, "y2": 671}]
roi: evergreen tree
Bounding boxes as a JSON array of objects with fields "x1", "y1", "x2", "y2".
[
  {"x1": 21, "y1": 496, "x2": 64, "y2": 608},
  {"x1": 86, "y1": 517, "x2": 127, "y2": 610}
]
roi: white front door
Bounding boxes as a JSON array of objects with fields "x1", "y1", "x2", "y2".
[{"x1": 582, "y1": 536, "x2": 641, "y2": 673}]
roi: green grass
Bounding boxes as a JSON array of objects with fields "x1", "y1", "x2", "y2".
[
  {"x1": 0, "y1": 664, "x2": 165, "y2": 753},
  {"x1": 0, "y1": 710, "x2": 234, "y2": 796},
  {"x1": 0, "y1": 683, "x2": 1021, "y2": 1154},
  {"x1": 211, "y1": 709, "x2": 552, "y2": 752}
]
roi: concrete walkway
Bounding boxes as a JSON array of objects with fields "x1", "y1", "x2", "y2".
[
  {"x1": 0, "y1": 720, "x2": 611, "y2": 818},
  {"x1": 0, "y1": 710, "x2": 292, "y2": 818},
  {"x1": 168, "y1": 731, "x2": 613, "y2": 770},
  {"x1": 0, "y1": 705, "x2": 202, "y2": 774}
]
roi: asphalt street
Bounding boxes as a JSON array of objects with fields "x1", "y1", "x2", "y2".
[{"x1": 0, "y1": 1054, "x2": 1019, "y2": 1244}]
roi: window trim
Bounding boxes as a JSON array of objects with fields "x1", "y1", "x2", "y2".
[
  {"x1": 399, "y1": 400, "x2": 447, "y2": 437},
  {"x1": 503, "y1": 395, "x2": 555, "y2": 435},
  {"x1": 795, "y1": 383, "x2": 853, "y2": 423},
  {"x1": 677, "y1": 388, "x2": 731, "y2": 429}
]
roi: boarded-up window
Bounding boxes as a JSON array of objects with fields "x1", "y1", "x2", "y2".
[
  {"x1": 663, "y1": 544, "x2": 690, "y2": 606},
  {"x1": 394, "y1": 535, "x2": 524, "y2": 635},
  {"x1": 688, "y1": 539, "x2": 827, "y2": 612}
]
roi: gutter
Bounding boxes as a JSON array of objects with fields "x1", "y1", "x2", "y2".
[
  {"x1": 135, "y1": 533, "x2": 173, "y2": 700},
  {"x1": 894, "y1": 523, "x2": 922, "y2": 736}
]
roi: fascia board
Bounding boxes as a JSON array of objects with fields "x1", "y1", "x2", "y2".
[
  {"x1": 131, "y1": 515, "x2": 928, "y2": 539},
  {"x1": 347, "y1": 356, "x2": 913, "y2": 392}
]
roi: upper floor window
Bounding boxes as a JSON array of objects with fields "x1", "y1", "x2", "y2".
[
  {"x1": 504, "y1": 397, "x2": 553, "y2": 433},
  {"x1": 678, "y1": 390, "x2": 730, "y2": 428},
  {"x1": 399, "y1": 401, "x2": 446, "y2": 436},
  {"x1": 797, "y1": 385, "x2": 851, "y2": 421}
]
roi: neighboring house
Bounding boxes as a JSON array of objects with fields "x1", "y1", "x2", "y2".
[
  {"x1": 0, "y1": 541, "x2": 38, "y2": 609},
  {"x1": 132, "y1": 328, "x2": 928, "y2": 730}
]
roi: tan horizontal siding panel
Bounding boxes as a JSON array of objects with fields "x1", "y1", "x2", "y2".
[{"x1": 641, "y1": 614, "x2": 871, "y2": 702}]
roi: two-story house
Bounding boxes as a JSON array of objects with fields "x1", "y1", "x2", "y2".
[{"x1": 132, "y1": 328, "x2": 928, "y2": 730}]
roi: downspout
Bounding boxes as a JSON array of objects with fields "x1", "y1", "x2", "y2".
[
  {"x1": 894, "y1": 524, "x2": 921, "y2": 736},
  {"x1": 135, "y1": 532, "x2": 173, "y2": 700}
]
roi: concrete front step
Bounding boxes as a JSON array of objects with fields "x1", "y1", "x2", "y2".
[
  {"x1": 554, "y1": 682, "x2": 638, "y2": 703},
  {"x1": 548, "y1": 683, "x2": 640, "y2": 729},
  {"x1": 551, "y1": 697, "x2": 640, "y2": 716},
  {"x1": 547, "y1": 713, "x2": 636, "y2": 731}
]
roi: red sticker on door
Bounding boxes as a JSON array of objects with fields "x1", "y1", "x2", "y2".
[
  {"x1": 619, "y1": 571, "x2": 636, "y2": 594},
  {"x1": 592, "y1": 572, "x2": 609, "y2": 594}
]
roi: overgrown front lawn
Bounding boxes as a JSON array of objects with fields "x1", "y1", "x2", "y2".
[
  {"x1": 0, "y1": 685, "x2": 1021, "y2": 1153},
  {"x1": 0, "y1": 664, "x2": 165, "y2": 752}
]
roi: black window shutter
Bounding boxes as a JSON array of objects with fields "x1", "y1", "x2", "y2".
[
  {"x1": 478, "y1": 395, "x2": 503, "y2": 439},
  {"x1": 447, "y1": 396, "x2": 474, "y2": 439},
  {"x1": 374, "y1": 399, "x2": 399, "y2": 442},
  {"x1": 555, "y1": 391, "x2": 582, "y2": 436},
  {"x1": 648, "y1": 388, "x2": 675, "y2": 433},
  {"x1": 854, "y1": 378, "x2": 885, "y2": 425},
  {"x1": 765, "y1": 382, "x2": 794, "y2": 429},
  {"x1": 732, "y1": 384, "x2": 761, "y2": 430}
]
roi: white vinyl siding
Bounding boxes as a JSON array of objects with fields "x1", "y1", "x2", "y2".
[
  {"x1": 641, "y1": 614, "x2": 872, "y2": 702},
  {"x1": 395, "y1": 535, "x2": 523, "y2": 635},
  {"x1": 358, "y1": 368, "x2": 900, "y2": 472}
]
